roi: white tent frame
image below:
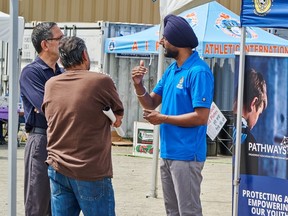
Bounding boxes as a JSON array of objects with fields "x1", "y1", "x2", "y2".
[
  {"x1": 3, "y1": 1, "x2": 23, "y2": 215},
  {"x1": 232, "y1": 27, "x2": 246, "y2": 216}
]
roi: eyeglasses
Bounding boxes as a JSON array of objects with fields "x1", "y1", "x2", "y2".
[{"x1": 46, "y1": 35, "x2": 64, "y2": 41}]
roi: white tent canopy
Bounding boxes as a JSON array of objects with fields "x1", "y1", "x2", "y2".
[{"x1": 0, "y1": 11, "x2": 24, "y2": 48}]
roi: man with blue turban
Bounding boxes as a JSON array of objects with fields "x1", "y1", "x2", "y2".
[{"x1": 132, "y1": 14, "x2": 214, "y2": 215}]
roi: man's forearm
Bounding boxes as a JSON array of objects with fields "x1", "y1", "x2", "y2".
[{"x1": 134, "y1": 83, "x2": 157, "y2": 110}]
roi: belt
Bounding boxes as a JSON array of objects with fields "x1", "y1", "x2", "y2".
[{"x1": 30, "y1": 127, "x2": 47, "y2": 135}]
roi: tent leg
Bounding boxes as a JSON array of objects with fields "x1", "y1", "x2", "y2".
[
  {"x1": 146, "y1": 125, "x2": 160, "y2": 198},
  {"x1": 232, "y1": 27, "x2": 246, "y2": 216},
  {"x1": 146, "y1": 24, "x2": 165, "y2": 199}
]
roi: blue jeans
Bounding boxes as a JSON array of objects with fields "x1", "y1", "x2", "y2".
[{"x1": 48, "y1": 166, "x2": 115, "y2": 216}]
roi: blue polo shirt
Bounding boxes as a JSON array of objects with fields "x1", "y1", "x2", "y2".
[
  {"x1": 153, "y1": 51, "x2": 214, "y2": 162},
  {"x1": 19, "y1": 56, "x2": 62, "y2": 131}
]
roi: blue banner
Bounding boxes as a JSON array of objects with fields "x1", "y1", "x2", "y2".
[
  {"x1": 234, "y1": 53, "x2": 288, "y2": 215},
  {"x1": 241, "y1": 0, "x2": 288, "y2": 28}
]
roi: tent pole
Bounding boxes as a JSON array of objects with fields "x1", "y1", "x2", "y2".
[
  {"x1": 146, "y1": 23, "x2": 164, "y2": 199},
  {"x1": 232, "y1": 26, "x2": 246, "y2": 216},
  {"x1": 8, "y1": 0, "x2": 19, "y2": 216}
]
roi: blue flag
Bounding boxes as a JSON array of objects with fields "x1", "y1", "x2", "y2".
[{"x1": 241, "y1": 0, "x2": 288, "y2": 28}]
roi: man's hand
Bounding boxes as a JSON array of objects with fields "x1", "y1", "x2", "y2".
[
  {"x1": 143, "y1": 109, "x2": 168, "y2": 125},
  {"x1": 132, "y1": 60, "x2": 148, "y2": 85},
  {"x1": 113, "y1": 114, "x2": 123, "y2": 128}
]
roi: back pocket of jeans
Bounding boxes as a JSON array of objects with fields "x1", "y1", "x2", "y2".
[{"x1": 76, "y1": 179, "x2": 104, "y2": 201}]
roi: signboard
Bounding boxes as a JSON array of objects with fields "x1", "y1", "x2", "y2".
[
  {"x1": 133, "y1": 121, "x2": 155, "y2": 158},
  {"x1": 21, "y1": 27, "x2": 36, "y2": 61},
  {"x1": 234, "y1": 52, "x2": 288, "y2": 215},
  {"x1": 207, "y1": 102, "x2": 227, "y2": 141}
]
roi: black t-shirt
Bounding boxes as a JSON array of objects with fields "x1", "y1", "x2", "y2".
[{"x1": 240, "y1": 124, "x2": 258, "y2": 175}]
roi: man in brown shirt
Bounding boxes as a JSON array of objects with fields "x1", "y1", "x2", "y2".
[{"x1": 42, "y1": 36, "x2": 124, "y2": 216}]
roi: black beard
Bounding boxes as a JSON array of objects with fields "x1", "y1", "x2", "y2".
[{"x1": 164, "y1": 48, "x2": 178, "y2": 59}]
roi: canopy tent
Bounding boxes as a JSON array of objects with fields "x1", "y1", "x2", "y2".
[
  {"x1": 105, "y1": 1, "x2": 288, "y2": 58},
  {"x1": 0, "y1": 11, "x2": 24, "y2": 97},
  {"x1": 0, "y1": 11, "x2": 24, "y2": 48}
]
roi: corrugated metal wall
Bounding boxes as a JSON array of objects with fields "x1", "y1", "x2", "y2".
[
  {"x1": 219, "y1": 0, "x2": 241, "y2": 15},
  {"x1": 1, "y1": 0, "x2": 240, "y2": 24}
]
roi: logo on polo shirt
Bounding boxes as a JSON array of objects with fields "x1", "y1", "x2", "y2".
[{"x1": 176, "y1": 77, "x2": 184, "y2": 89}]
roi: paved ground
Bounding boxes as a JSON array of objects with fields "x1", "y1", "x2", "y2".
[{"x1": 0, "y1": 144, "x2": 232, "y2": 216}]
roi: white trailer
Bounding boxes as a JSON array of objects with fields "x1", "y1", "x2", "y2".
[{"x1": 21, "y1": 21, "x2": 153, "y2": 72}]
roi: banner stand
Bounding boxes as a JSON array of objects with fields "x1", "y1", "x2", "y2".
[{"x1": 232, "y1": 26, "x2": 246, "y2": 216}]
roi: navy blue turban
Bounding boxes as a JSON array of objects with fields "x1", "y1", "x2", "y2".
[{"x1": 163, "y1": 14, "x2": 198, "y2": 49}]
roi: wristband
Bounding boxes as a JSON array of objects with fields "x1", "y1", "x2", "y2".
[
  {"x1": 134, "y1": 86, "x2": 147, "y2": 97},
  {"x1": 163, "y1": 115, "x2": 169, "y2": 123}
]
